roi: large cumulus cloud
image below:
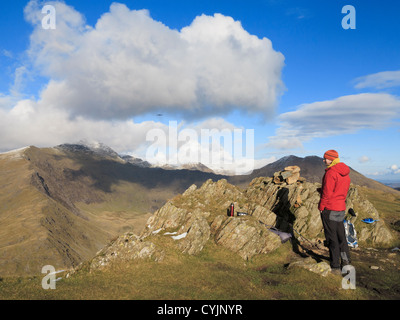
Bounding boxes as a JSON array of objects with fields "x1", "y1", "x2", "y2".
[{"x1": 22, "y1": 1, "x2": 285, "y2": 120}]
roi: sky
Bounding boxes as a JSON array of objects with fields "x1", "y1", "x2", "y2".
[{"x1": 0, "y1": 0, "x2": 399, "y2": 180}]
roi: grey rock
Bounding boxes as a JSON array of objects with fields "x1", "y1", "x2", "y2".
[{"x1": 288, "y1": 257, "x2": 331, "y2": 277}]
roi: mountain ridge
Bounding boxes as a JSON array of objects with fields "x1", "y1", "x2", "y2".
[
  {"x1": 2, "y1": 143, "x2": 397, "y2": 193},
  {"x1": 230, "y1": 155, "x2": 398, "y2": 194},
  {"x1": 1, "y1": 143, "x2": 399, "y2": 276}
]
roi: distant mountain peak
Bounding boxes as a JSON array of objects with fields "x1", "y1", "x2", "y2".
[
  {"x1": 0, "y1": 146, "x2": 30, "y2": 159},
  {"x1": 56, "y1": 140, "x2": 122, "y2": 160},
  {"x1": 120, "y1": 155, "x2": 152, "y2": 168},
  {"x1": 230, "y1": 154, "x2": 397, "y2": 194},
  {"x1": 180, "y1": 162, "x2": 215, "y2": 173}
]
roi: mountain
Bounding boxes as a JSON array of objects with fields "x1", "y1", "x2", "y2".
[
  {"x1": 379, "y1": 181, "x2": 400, "y2": 191},
  {"x1": 174, "y1": 162, "x2": 214, "y2": 173},
  {"x1": 49, "y1": 143, "x2": 394, "y2": 194},
  {"x1": 58, "y1": 141, "x2": 123, "y2": 161},
  {"x1": 230, "y1": 155, "x2": 399, "y2": 194},
  {"x1": 1, "y1": 144, "x2": 398, "y2": 276},
  {"x1": 0, "y1": 146, "x2": 110, "y2": 276},
  {"x1": 0, "y1": 144, "x2": 226, "y2": 276},
  {"x1": 120, "y1": 155, "x2": 152, "y2": 168}
]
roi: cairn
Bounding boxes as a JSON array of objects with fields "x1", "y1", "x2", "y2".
[
  {"x1": 273, "y1": 165, "x2": 305, "y2": 185},
  {"x1": 273, "y1": 166, "x2": 305, "y2": 208}
]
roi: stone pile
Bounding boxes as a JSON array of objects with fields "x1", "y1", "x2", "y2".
[{"x1": 273, "y1": 166, "x2": 305, "y2": 185}]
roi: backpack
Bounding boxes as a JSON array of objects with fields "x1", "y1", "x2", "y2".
[{"x1": 343, "y1": 219, "x2": 358, "y2": 248}]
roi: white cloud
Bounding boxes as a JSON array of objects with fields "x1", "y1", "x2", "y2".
[
  {"x1": 354, "y1": 70, "x2": 400, "y2": 89},
  {"x1": 266, "y1": 93, "x2": 400, "y2": 150},
  {"x1": 286, "y1": 7, "x2": 311, "y2": 20},
  {"x1": 2, "y1": 49, "x2": 13, "y2": 59},
  {"x1": 0, "y1": 94, "x2": 17, "y2": 110},
  {"x1": 390, "y1": 164, "x2": 400, "y2": 174},
  {"x1": 0, "y1": 1, "x2": 285, "y2": 176},
  {"x1": 21, "y1": 1, "x2": 285, "y2": 120},
  {"x1": 365, "y1": 165, "x2": 400, "y2": 178},
  {"x1": 0, "y1": 98, "x2": 167, "y2": 153},
  {"x1": 358, "y1": 156, "x2": 370, "y2": 163},
  {"x1": 143, "y1": 118, "x2": 256, "y2": 174},
  {"x1": 10, "y1": 66, "x2": 29, "y2": 96},
  {"x1": 0, "y1": 98, "x2": 258, "y2": 174},
  {"x1": 254, "y1": 156, "x2": 277, "y2": 169}
]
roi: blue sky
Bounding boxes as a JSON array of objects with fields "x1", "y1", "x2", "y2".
[{"x1": 0, "y1": 0, "x2": 399, "y2": 180}]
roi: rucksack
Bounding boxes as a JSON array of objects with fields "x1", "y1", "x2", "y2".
[{"x1": 343, "y1": 219, "x2": 358, "y2": 248}]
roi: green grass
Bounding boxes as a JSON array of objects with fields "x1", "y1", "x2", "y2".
[
  {"x1": 0, "y1": 239, "x2": 383, "y2": 300},
  {"x1": 359, "y1": 187, "x2": 400, "y2": 222},
  {"x1": 358, "y1": 187, "x2": 400, "y2": 247}
]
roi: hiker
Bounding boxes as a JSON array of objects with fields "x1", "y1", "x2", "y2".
[{"x1": 318, "y1": 150, "x2": 351, "y2": 274}]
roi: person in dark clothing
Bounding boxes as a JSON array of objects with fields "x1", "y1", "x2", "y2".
[{"x1": 318, "y1": 150, "x2": 351, "y2": 274}]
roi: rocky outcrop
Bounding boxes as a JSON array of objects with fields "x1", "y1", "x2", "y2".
[
  {"x1": 346, "y1": 187, "x2": 393, "y2": 246},
  {"x1": 244, "y1": 176, "x2": 323, "y2": 240},
  {"x1": 84, "y1": 169, "x2": 395, "y2": 272},
  {"x1": 141, "y1": 202, "x2": 189, "y2": 235},
  {"x1": 288, "y1": 257, "x2": 332, "y2": 277},
  {"x1": 140, "y1": 178, "x2": 280, "y2": 261},
  {"x1": 88, "y1": 233, "x2": 164, "y2": 271},
  {"x1": 173, "y1": 210, "x2": 211, "y2": 255},
  {"x1": 211, "y1": 215, "x2": 282, "y2": 260}
]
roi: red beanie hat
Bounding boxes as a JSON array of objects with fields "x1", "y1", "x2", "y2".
[{"x1": 324, "y1": 150, "x2": 339, "y2": 160}]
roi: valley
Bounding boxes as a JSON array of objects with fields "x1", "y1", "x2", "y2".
[{"x1": 0, "y1": 143, "x2": 399, "y2": 300}]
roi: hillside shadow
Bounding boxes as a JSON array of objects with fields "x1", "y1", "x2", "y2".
[
  {"x1": 65, "y1": 156, "x2": 230, "y2": 195},
  {"x1": 27, "y1": 147, "x2": 257, "y2": 218}
]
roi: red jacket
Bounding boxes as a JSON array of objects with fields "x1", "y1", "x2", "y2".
[{"x1": 318, "y1": 162, "x2": 351, "y2": 211}]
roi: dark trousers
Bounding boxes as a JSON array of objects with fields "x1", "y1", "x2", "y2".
[{"x1": 320, "y1": 210, "x2": 351, "y2": 269}]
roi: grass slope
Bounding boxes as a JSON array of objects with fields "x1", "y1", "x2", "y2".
[
  {"x1": 0, "y1": 241, "x2": 380, "y2": 300},
  {"x1": 0, "y1": 149, "x2": 112, "y2": 276}
]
